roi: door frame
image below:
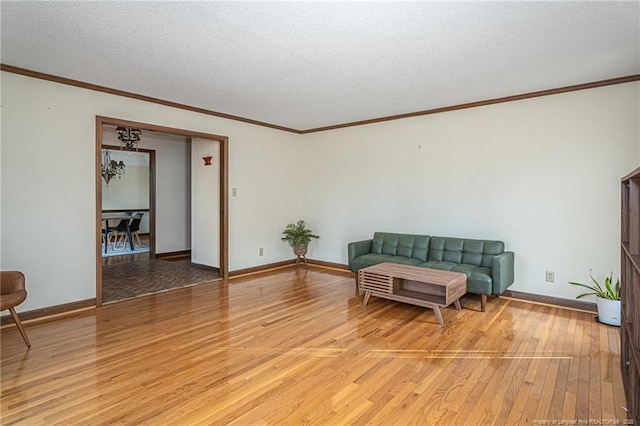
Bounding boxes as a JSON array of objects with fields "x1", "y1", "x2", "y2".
[{"x1": 95, "y1": 116, "x2": 229, "y2": 306}]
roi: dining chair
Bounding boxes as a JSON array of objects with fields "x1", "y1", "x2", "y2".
[
  {"x1": 120, "y1": 212, "x2": 144, "y2": 249},
  {"x1": 101, "y1": 229, "x2": 115, "y2": 251},
  {"x1": 1, "y1": 271, "x2": 31, "y2": 347},
  {"x1": 109, "y1": 211, "x2": 132, "y2": 248}
]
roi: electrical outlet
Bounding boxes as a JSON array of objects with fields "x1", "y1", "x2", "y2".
[
  {"x1": 259, "y1": 247, "x2": 264, "y2": 256},
  {"x1": 232, "y1": 187, "x2": 237, "y2": 197},
  {"x1": 545, "y1": 270, "x2": 555, "y2": 283}
]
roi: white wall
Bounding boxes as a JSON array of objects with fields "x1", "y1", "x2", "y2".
[
  {"x1": 300, "y1": 82, "x2": 640, "y2": 302},
  {"x1": 146, "y1": 133, "x2": 191, "y2": 253},
  {"x1": 0, "y1": 72, "x2": 302, "y2": 311},
  {"x1": 102, "y1": 164, "x2": 149, "y2": 208},
  {"x1": 1, "y1": 70, "x2": 637, "y2": 312},
  {"x1": 228, "y1": 123, "x2": 304, "y2": 266},
  {"x1": 191, "y1": 138, "x2": 219, "y2": 267}
]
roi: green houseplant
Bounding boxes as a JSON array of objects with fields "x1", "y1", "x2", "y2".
[
  {"x1": 569, "y1": 270, "x2": 621, "y2": 326},
  {"x1": 281, "y1": 220, "x2": 319, "y2": 257}
]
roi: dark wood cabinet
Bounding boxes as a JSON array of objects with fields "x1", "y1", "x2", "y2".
[{"x1": 621, "y1": 165, "x2": 640, "y2": 424}]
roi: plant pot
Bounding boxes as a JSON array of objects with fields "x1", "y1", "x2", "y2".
[
  {"x1": 293, "y1": 244, "x2": 308, "y2": 256},
  {"x1": 596, "y1": 297, "x2": 621, "y2": 326}
]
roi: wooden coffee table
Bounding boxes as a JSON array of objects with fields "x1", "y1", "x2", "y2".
[{"x1": 358, "y1": 262, "x2": 467, "y2": 325}]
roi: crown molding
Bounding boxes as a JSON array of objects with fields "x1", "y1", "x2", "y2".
[
  {"x1": 0, "y1": 63, "x2": 302, "y2": 134},
  {"x1": 300, "y1": 74, "x2": 640, "y2": 133},
  {"x1": 2, "y1": 63, "x2": 638, "y2": 134}
]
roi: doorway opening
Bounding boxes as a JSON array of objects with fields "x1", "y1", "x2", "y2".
[
  {"x1": 96, "y1": 116, "x2": 229, "y2": 306},
  {"x1": 101, "y1": 145, "x2": 154, "y2": 260}
]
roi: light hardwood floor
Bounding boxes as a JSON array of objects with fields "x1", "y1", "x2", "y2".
[{"x1": 1, "y1": 267, "x2": 629, "y2": 425}]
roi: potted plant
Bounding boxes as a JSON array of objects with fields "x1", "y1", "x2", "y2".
[
  {"x1": 569, "y1": 270, "x2": 621, "y2": 326},
  {"x1": 281, "y1": 220, "x2": 319, "y2": 258}
]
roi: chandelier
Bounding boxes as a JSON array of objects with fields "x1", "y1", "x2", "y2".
[
  {"x1": 101, "y1": 149, "x2": 125, "y2": 186},
  {"x1": 116, "y1": 126, "x2": 142, "y2": 150}
]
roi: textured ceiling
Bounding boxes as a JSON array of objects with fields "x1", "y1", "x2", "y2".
[{"x1": 1, "y1": 1, "x2": 639, "y2": 131}]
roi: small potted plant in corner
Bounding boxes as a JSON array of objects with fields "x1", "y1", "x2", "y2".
[
  {"x1": 281, "y1": 220, "x2": 319, "y2": 266},
  {"x1": 569, "y1": 270, "x2": 621, "y2": 326}
]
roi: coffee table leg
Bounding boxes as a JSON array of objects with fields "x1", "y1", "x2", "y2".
[
  {"x1": 363, "y1": 291, "x2": 371, "y2": 306},
  {"x1": 433, "y1": 306, "x2": 444, "y2": 325},
  {"x1": 454, "y1": 299, "x2": 461, "y2": 310}
]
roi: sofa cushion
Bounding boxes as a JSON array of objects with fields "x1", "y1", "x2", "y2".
[
  {"x1": 428, "y1": 236, "x2": 505, "y2": 267},
  {"x1": 421, "y1": 261, "x2": 492, "y2": 295},
  {"x1": 371, "y1": 233, "x2": 430, "y2": 262},
  {"x1": 352, "y1": 254, "x2": 423, "y2": 272}
]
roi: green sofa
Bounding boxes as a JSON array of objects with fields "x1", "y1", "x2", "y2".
[{"x1": 348, "y1": 232, "x2": 514, "y2": 311}]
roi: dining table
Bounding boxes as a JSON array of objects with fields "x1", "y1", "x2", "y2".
[{"x1": 102, "y1": 213, "x2": 135, "y2": 254}]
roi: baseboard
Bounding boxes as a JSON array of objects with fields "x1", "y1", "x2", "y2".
[
  {"x1": 1, "y1": 260, "x2": 322, "y2": 325},
  {"x1": 229, "y1": 260, "x2": 296, "y2": 277},
  {"x1": 0, "y1": 298, "x2": 96, "y2": 326},
  {"x1": 0, "y1": 273, "x2": 595, "y2": 327},
  {"x1": 156, "y1": 250, "x2": 191, "y2": 260},
  {"x1": 229, "y1": 258, "x2": 350, "y2": 278},
  {"x1": 190, "y1": 262, "x2": 220, "y2": 273},
  {"x1": 502, "y1": 289, "x2": 597, "y2": 313},
  {"x1": 302, "y1": 262, "x2": 598, "y2": 313},
  {"x1": 306, "y1": 259, "x2": 350, "y2": 271}
]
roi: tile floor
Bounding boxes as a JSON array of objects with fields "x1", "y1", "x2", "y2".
[{"x1": 101, "y1": 236, "x2": 221, "y2": 303}]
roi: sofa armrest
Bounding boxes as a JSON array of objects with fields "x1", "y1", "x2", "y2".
[
  {"x1": 348, "y1": 239, "x2": 372, "y2": 272},
  {"x1": 491, "y1": 251, "x2": 514, "y2": 295}
]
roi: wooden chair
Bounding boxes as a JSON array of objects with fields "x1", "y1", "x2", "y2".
[{"x1": 1, "y1": 271, "x2": 31, "y2": 347}]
